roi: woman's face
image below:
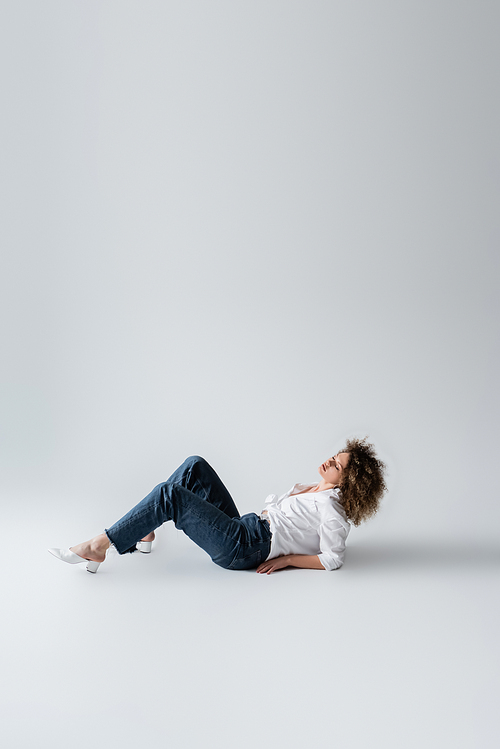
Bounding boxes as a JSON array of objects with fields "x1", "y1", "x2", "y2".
[{"x1": 318, "y1": 452, "x2": 350, "y2": 487}]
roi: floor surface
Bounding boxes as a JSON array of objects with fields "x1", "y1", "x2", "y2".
[{"x1": 3, "y1": 514, "x2": 499, "y2": 749}]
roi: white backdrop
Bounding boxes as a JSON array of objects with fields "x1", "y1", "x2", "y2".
[
  {"x1": 1, "y1": 3, "x2": 499, "y2": 748},
  {"x1": 2, "y1": 1, "x2": 499, "y2": 532}
]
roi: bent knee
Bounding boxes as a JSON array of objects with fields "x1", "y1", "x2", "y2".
[{"x1": 184, "y1": 455, "x2": 207, "y2": 467}]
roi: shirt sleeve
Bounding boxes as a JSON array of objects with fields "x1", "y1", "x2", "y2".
[{"x1": 317, "y1": 518, "x2": 349, "y2": 571}]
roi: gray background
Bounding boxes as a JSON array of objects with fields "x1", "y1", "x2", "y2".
[{"x1": 1, "y1": 2, "x2": 499, "y2": 748}]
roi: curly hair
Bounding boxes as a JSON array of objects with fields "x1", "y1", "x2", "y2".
[{"x1": 337, "y1": 437, "x2": 387, "y2": 526}]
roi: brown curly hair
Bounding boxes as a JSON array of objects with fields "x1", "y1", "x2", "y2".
[{"x1": 337, "y1": 437, "x2": 387, "y2": 526}]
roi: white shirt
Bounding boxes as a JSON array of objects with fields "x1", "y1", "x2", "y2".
[{"x1": 262, "y1": 483, "x2": 350, "y2": 571}]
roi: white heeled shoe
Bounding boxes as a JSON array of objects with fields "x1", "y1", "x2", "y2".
[
  {"x1": 48, "y1": 547, "x2": 104, "y2": 573},
  {"x1": 136, "y1": 540, "x2": 152, "y2": 553}
]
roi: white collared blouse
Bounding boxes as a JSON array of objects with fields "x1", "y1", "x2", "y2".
[{"x1": 262, "y1": 482, "x2": 351, "y2": 570}]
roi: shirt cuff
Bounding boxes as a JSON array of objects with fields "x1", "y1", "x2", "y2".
[{"x1": 317, "y1": 553, "x2": 343, "y2": 571}]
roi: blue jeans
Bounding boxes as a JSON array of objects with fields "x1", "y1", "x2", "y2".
[{"x1": 105, "y1": 456, "x2": 272, "y2": 570}]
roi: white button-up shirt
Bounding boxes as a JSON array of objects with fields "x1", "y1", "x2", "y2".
[{"x1": 262, "y1": 483, "x2": 350, "y2": 570}]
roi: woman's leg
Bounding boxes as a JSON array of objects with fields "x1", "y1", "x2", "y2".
[
  {"x1": 105, "y1": 476, "x2": 271, "y2": 569},
  {"x1": 70, "y1": 456, "x2": 271, "y2": 569},
  {"x1": 104, "y1": 456, "x2": 235, "y2": 553},
  {"x1": 69, "y1": 456, "x2": 235, "y2": 562},
  {"x1": 104, "y1": 455, "x2": 241, "y2": 553},
  {"x1": 117, "y1": 456, "x2": 238, "y2": 552}
]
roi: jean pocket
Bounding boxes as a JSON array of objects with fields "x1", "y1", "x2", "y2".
[{"x1": 227, "y1": 548, "x2": 262, "y2": 571}]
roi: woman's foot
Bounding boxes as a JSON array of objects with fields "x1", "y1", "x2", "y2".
[
  {"x1": 70, "y1": 533, "x2": 110, "y2": 563},
  {"x1": 140, "y1": 532, "x2": 155, "y2": 543}
]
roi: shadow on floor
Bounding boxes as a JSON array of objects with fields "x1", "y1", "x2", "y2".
[{"x1": 345, "y1": 539, "x2": 500, "y2": 571}]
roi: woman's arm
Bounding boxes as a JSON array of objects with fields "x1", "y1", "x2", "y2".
[{"x1": 256, "y1": 554, "x2": 325, "y2": 574}]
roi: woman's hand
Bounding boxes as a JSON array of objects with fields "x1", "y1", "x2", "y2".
[
  {"x1": 256, "y1": 555, "x2": 291, "y2": 574},
  {"x1": 256, "y1": 554, "x2": 325, "y2": 573}
]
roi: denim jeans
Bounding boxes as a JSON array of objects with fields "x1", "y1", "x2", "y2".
[{"x1": 105, "y1": 456, "x2": 272, "y2": 570}]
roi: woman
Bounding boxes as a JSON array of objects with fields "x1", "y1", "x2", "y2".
[{"x1": 48, "y1": 437, "x2": 386, "y2": 575}]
